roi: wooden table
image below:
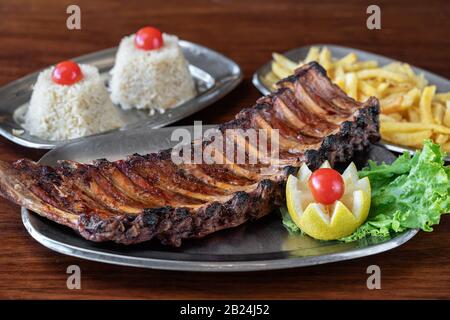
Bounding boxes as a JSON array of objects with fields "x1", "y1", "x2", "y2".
[{"x1": 0, "y1": 0, "x2": 449, "y2": 299}]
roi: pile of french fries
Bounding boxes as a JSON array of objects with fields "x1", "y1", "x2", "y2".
[{"x1": 262, "y1": 47, "x2": 450, "y2": 152}]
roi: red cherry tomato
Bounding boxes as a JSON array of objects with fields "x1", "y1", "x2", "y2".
[
  {"x1": 134, "y1": 26, "x2": 163, "y2": 50},
  {"x1": 308, "y1": 168, "x2": 345, "y2": 205},
  {"x1": 51, "y1": 61, "x2": 83, "y2": 85}
]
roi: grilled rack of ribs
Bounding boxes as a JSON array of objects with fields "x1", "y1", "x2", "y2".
[{"x1": 0, "y1": 62, "x2": 380, "y2": 246}]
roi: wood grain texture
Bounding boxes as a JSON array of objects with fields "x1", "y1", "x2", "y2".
[{"x1": 0, "y1": 0, "x2": 449, "y2": 299}]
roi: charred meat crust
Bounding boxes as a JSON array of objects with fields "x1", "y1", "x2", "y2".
[
  {"x1": 0, "y1": 62, "x2": 380, "y2": 247},
  {"x1": 77, "y1": 175, "x2": 290, "y2": 246},
  {"x1": 77, "y1": 103, "x2": 379, "y2": 246},
  {"x1": 305, "y1": 97, "x2": 380, "y2": 169}
]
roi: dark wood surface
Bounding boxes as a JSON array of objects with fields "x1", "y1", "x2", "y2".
[{"x1": 0, "y1": 0, "x2": 449, "y2": 299}]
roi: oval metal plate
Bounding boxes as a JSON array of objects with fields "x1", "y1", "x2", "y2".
[
  {"x1": 21, "y1": 126, "x2": 418, "y2": 272},
  {"x1": 0, "y1": 40, "x2": 242, "y2": 149},
  {"x1": 252, "y1": 44, "x2": 450, "y2": 161}
]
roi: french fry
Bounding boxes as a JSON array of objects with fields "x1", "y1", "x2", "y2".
[
  {"x1": 427, "y1": 123, "x2": 450, "y2": 134},
  {"x1": 432, "y1": 102, "x2": 445, "y2": 125},
  {"x1": 442, "y1": 142, "x2": 450, "y2": 153},
  {"x1": 383, "y1": 62, "x2": 406, "y2": 74},
  {"x1": 380, "y1": 94, "x2": 403, "y2": 114},
  {"x1": 419, "y1": 85, "x2": 436, "y2": 124},
  {"x1": 444, "y1": 101, "x2": 450, "y2": 127},
  {"x1": 376, "y1": 82, "x2": 390, "y2": 96},
  {"x1": 382, "y1": 130, "x2": 432, "y2": 148},
  {"x1": 272, "y1": 53, "x2": 297, "y2": 73},
  {"x1": 334, "y1": 65, "x2": 345, "y2": 78},
  {"x1": 389, "y1": 113, "x2": 404, "y2": 121},
  {"x1": 356, "y1": 69, "x2": 408, "y2": 82},
  {"x1": 435, "y1": 134, "x2": 448, "y2": 144},
  {"x1": 335, "y1": 53, "x2": 357, "y2": 67},
  {"x1": 414, "y1": 73, "x2": 428, "y2": 89},
  {"x1": 344, "y1": 72, "x2": 358, "y2": 99},
  {"x1": 344, "y1": 60, "x2": 378, "y2": 72},
  {"x1": 380, "y1": 113, "x2": 403, "y2": 123},
  {"x1": 334, "y1": 75, "x2": 346, "y2": 91},
  {"x1": 304, "y1": 47, "x2": 320, "y2": 63},
  {"x1": 435, "y1": 93, "x2": 450, "y2": 103},
  {"x1": 382, "y1": 82, "x2": 414, "y2": 94},
  {"x1": 380, "y1": 114, "x2": 398, "y2": 122},
  {"x1": 271, "y1": 61, "x2": 291, "y2": 79},
  {"x1": 262, "y1": 72, "x2": 279, "y2": 90},
  {"x1": 359, "y1": 81, "x2": 377, "y2": 97},
  {"x1": 401, "y1": 63, "x2": 419, "y2": 80},
  {"x1": 318, "y1": 47, "x2": 332, "y2": 71},
  {"x1": 359, "y1": 94, "x2": 371, "y2": 102},
  {"x1": 407, "y1": 108, "x2": 421, "y2": 122},
  {"x1": 380, "y1": 122, "x2": 450, "y2": 134},
  {"x1": 401, "y1": 88, "x2": 420, "y2": 108}
]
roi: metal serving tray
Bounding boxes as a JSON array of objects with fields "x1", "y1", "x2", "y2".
[
  {"x1": 0, "y1": 40, "x2": 242, "y2": 149},
  {"x1": 252, "y1": 44, "x2": 450, "y2": 161},
  {"x1": 21, "y1": 125, "x2": 417, "y2": 272}
]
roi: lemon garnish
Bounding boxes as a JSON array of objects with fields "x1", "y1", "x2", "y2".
[{"x1": 285, "y1": 162, "x2": 371, "y2": 240}]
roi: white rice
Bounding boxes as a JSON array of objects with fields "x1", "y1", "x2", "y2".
[
  {"x1": 109, "y1": 33, "x2": 196, "y2": 112},
  {"x1": 24, "y1": 64, "x2": 123, "y2": 141}
]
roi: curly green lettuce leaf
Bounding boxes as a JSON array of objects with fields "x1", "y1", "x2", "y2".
[{"x1": 341, "y1": 140, "x2": 450, "y2": 242}]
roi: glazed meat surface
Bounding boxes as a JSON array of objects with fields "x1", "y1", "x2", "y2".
[{"x1": 0, "y1": 62, "x2": 380, "y2": 246}]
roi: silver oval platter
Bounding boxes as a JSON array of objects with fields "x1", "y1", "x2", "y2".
[
  {"x1": 0, "y1": 40, "x2": 242, "y2": 149},
  {"x1": 21, "y1": 125, "x2": 418, "y2": 272},
  {"x1": 252, "y1": 44, "x2": 450, "y2": 161}
]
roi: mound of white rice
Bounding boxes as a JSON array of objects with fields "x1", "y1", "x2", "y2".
[
  {"x1": 24, "y1": 64, "x2": 123, "y2": 141},
  {"x1": 109, "y1": 33, "x2": 196, "y2": 112}
]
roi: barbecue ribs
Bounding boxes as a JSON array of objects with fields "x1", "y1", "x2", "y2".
[{"x1": 0, "y1": 62, "x2": 380, "y2": 246}]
